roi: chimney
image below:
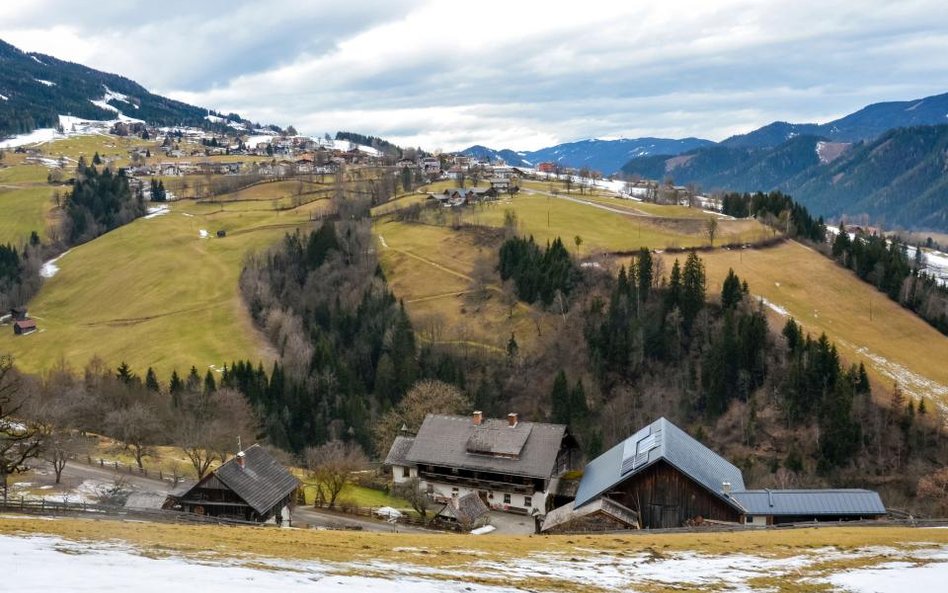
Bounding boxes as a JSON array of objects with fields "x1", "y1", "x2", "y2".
[
  {"x1": 722, "y1": 481, "x2": 731, "y2": 495},
  {"x1": 472, "y1": 411, "x2": 483, "y2": 426},
  {"x1": 507, "y1": 412, "x2": 518, "y2": 427},
  {"x1": 236, "y1": 451, "x2": 245, "y2": 470}
]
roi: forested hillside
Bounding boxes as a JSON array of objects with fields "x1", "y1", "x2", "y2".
[
  {"x1": 623, "y1": 126, "x2": 948, "y2": 232},
  {"x1": 0, "y1": 39, "x2": 254, "y2": 136},
  {"x1": 235, "y1": 194, "x2": 947, "y2": 512}
]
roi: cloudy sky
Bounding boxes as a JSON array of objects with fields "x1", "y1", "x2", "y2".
[{"x1": 2, "y1": 0, "x2": 947, "y2": 151}]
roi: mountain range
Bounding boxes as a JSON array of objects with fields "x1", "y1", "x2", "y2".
[
  {"x1": 0, "y1": 39, "x2": 259, "y2": 136},
  {"x1": 469, "y1": 91, "x2": 948, "y2": 231},
  {"x1": 462, "y1": 137, "x2": 714, "y2": 174}
]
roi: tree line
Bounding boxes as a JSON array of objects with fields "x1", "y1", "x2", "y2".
[
  {"x1": 0, "y1": 355, "x2": 258, "y2": 499},
  {"x1": 720, "y1": 190, "x2": 826, "y2": 242},
  {"x1": 65, "y1": 159, "x2": 143, "y2": 245},
  {"x1": 832, "y1": 225, "x2": 947, "y2": 334}
]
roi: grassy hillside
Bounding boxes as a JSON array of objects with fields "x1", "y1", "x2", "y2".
[
  {"x1": 447, "y1": 193, "x2": 770, "y2": 253},
  {"x1": 666, "y1": 240, "x2": 948, "y2": 407},
  {"x1": 376, "y1": 219, "x2": 554, "y2": 356},
  {"x1": 0, "y1": 195, "x2": 325, "y2": 376}
]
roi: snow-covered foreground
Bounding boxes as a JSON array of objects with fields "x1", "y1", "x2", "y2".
[
  {"x1": 2, "y1": 534, "x2": 519, "y2": 593},
  {"x1": 2, "y1": 530, "x2": 947, "y2": 592}
]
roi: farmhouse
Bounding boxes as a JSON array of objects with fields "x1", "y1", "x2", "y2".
[
  {"x1": 551, "y1": 417, "x2": 885, "y2": 530},
  {"x1": 165, "y1": 444, "x2": 299, "y2": 524},
  {"x1": 388, "y1": 412, "x2": 580, "y2": 515}
]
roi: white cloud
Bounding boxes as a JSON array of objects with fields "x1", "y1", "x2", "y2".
[{"x1": 2, "y1": 0, "x2": 948, "y2": 151}]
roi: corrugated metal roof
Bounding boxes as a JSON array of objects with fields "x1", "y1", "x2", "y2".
[
  {"x1": 383, "y1": 435, "x2": 415, "y2": 467},
  {"x1": 574, "y1": 417, "x2": 745, "y2": 509},
  {"x1": 210, "y1": 444, "x2": 300, "y2": 515},
  {"x1": 729, "y1": 489, "x2": 886, "y2": 516},
  {"x1": 404, "y1": 414, "x2": 568, "y2": 479}
]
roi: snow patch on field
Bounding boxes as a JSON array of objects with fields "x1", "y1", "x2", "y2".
[
  {"x1": 144, "y1": 205, "x2": 170, "y2": 219},
  {"x1": 825, "y1": 552, "x2": 948, "y2": 593},
  {"x1": 199, "y1": 229, "x2": 209, "y2": 239},
  {"x1": 0, "y1": 93, "x2": 8, "y2": 101},
  {"x1": 838, "y1": 337, "x2": 948, "y2": 407},
  {"x1": 0, "y1": 535, "x2": 520, "y2": 593},
  {"x1": 2, "y1": 531, "x2": 948, "y2": 592},
  {"x1": 0, "y1": 127, "x2": 62, "y2": 148},
  {"x1": 40, "y1": 250, "x2": 71, "y2": 279},
  {"x1": 758, "y1": 297, "x2": 790, "y2": 317}
]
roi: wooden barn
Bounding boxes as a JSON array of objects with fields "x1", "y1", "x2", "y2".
[
  {"x1": 166, "y1": 444, "x2": 299, "y2": 524},
  {"x1": 13, "y1": 319, "x2": 37, "y2": 335},
  {"x1": 560, "y1": 417, "x2": 885, "y2": 530}
]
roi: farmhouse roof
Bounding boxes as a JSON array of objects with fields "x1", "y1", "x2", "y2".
[
  {"x1": 574, "y1": 417, "x2": 745, "y2": 509},
  {"x1": 383, "y1": 435, "x2": 415, "y2": 467},
  {"x1": 404, "y1": 414, "x2": 568, "y2": 480},
  {"x1": 729, "y1": 489, "x2": 886, "y2": 517},
  {"x1": 210, "y1": 444, "x2": 299, "y2": 515},
  {"x1": 438, "y1": 492, "x2": 489, "y2": 524}
]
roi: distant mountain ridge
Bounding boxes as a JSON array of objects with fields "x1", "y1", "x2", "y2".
[
  {"x1": 622, "y1": 125, "x2": 948, "y2": 231},
  {"x1": 0, "y1": 38, "x2": 260, "y2": 137},
  {"x1": 721, "y1": 92, "x2": 948, "y2": 148},
  {"x1": 461, "y1": 137, "x2": 714, "y2": 174}
]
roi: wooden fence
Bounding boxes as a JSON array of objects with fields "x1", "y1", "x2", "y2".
[{"x1": 0, "y1": 496, "x2": 263, "y2": 527}]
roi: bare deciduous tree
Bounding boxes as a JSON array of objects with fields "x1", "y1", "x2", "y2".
[
  {"x1": 1, "y1": 355, "x2": 43, "y2": 501},
  {"x1": 304, "y1": 440, "x2": 368, "y2": 509},
  {"x1": 393, "y1": 476, "x2": 431, "y2": 522},
  {"x1": 706, "y1": 217, "x2": 719, "y2": 247},
  {"x1": 373, "y1": 379, "x2": 468, "y2": 458}
]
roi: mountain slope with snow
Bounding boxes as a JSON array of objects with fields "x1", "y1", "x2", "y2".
[{"x1": 0, "y1": 38, "x2": 258, "y2": 137}]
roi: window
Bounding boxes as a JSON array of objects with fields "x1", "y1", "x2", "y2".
[
  {"x1": 402, "y1": 467, "x2": 410, "y2": 478},
  {"x1": 524, "y1": 496, "x2": 532, "y2": 507},
  {"x1": 452, "y1": 487, "x2": 459, "y2": 497},
  {"x1": 426, "y1": 483, "x2": 434, "y2": 494},
  {"x1": 503, "y1": 493, "x2": 511, "y2": 504}
]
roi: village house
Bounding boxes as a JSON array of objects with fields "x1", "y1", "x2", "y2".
[
  {"x1": 421, "y1": 156, "x2": 441, "y2": 175},
  {"x1": 165, "y1": 444, "x2": 299, "y2": 524},
  {"x1": 387, "y1": 411, "x2": 581, "y2": 515},
  {"x1": 429, "y1": 187, "x2": 498, "y2": 207},
  {"x1": 545, "y1": 417, "x2": 886, "y2": 531},
  {"x1": 537, "y1": 162, "x2": 557, "y2": 173},
  {"x1": 13, "y1": 318, "x2": 37, "y2": 336}
]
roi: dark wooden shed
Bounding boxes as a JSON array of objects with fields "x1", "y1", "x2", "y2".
[{"x1": 166, "y1": 444, "x2": 299, "y2": 524}]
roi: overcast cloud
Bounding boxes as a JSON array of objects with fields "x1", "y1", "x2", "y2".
[{"x1": 2, "y1": 0, "x2": 947, "y2": 150}]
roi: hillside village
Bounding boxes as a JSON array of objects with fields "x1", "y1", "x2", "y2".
[{"x1": 2, "y1": 16, "x2": 948, "y2": 592}]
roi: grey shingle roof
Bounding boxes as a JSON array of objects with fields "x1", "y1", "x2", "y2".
[
  {"x1": 404, "y1": 414, "x2": 568, "y2": 479},
  {"x1": 211, "y1": 444, "x2": 300, "y2": 515},
  {"x1": 438, "y1": 492, "x2": 490, "y2": 523},
  {"x1": 384, "y1": 435, "x2": 415, "y2": 467},
  {"x1": 729, "y1": 489, "x2": 886, "y2": 516},
  {"x1": 574, "y1": 417, "x2": 745, "y2": 509}
]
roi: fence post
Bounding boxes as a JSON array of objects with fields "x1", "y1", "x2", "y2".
[
  {"x1": 114, "y1": 462, "x2": 119, "y2": 471},
  {"x1": 99, "y1": 459, "x2": 104, "y2": 468}
]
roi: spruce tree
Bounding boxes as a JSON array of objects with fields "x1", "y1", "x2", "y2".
[
  {"x1": 680, "y1": 251, "x2": 706, "y2": 327},
  {"x1": 115, "y1": 361, "x2": 134, "y2": 384},
  {"x1": 665, "y1": 259, "x2": 682, "y2": 312},
  {"x1": 637, "y1": 248, "x2": 653, "y2": 300},
  {"x1": 203, "y1": 370, "x2": 217, "y2": 394},
  {"x1": 145, "y1": 367, "x2": 161, "y2": 392},
  {"x1": 721, "y1": 268, "x2": 743, "y2": 309},
  {"x1": 550, "y1": 370, "x2": 570, "y2": 425}
]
